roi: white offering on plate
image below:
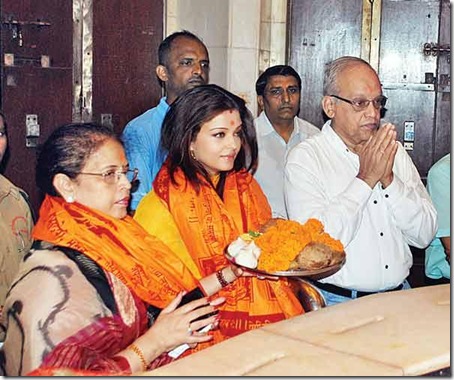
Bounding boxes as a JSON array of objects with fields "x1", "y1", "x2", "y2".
[{"x1": 226, "y1": 236, "x2": 261, "y2": 269}]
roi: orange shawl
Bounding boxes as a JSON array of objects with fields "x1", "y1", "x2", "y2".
[
  {"x1": 32, "y1": 195, "x2": 199, "y2": 308},
  {"x1": 153, "y1": 164, "x2": 303, "y2": 342}
]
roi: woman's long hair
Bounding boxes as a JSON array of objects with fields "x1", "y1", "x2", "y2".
[{"x1": 160, "y1": 84, "x2": 258, "y2": 192}]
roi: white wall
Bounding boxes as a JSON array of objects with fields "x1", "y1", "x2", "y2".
[
  {"x1": 165, "y1": 0, "x2": 287, "y2": 116},
  {"x1": 166, "y1": 0, "x2": 229, "y2": 88}
]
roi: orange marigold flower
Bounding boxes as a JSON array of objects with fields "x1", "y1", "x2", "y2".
[{"x1": 254, "y1": 218, "x2": 343, "y2": 272}]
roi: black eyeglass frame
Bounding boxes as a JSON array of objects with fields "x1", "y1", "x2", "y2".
[{"x1": 329, "y1": 94, "x2": 387, "y2": 111}]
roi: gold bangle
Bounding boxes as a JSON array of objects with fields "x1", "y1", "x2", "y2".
[{"x1": 129, "y1": 343, "x2": 148, "y2": 372}]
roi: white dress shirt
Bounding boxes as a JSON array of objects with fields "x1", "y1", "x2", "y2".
[
  {"x1": 254, "y1": 111, "x2": 319, "y2": 218},
  {"x1": 284, "y1": 121, "x2": 438, "y2": 291}
]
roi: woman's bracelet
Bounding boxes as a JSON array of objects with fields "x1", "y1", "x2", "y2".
[
  {"x1": 128, "y1": 343, "x2": 148, "y2": 372},
  {"x1": 216, "y1": 269, "x2": 229, "y2": 288}
]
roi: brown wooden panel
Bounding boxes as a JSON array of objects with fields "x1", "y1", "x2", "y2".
[
  {"x1": 1, "y1": 0, "x2": 73, "y2": 68},
  {"x1": 288, "y1": 0, "x2": 363, "y2": 128},
  {"x1": 2, "y1": 66, "x2": 73, "y2": 213},
  {"x1": 1, "y1": 0, "x2": 73, "y2": 214},
  {"x1": 1, "y1": 1, "x2": 164, "y2": 214},
  {"x1": 381, "y1": 88, "x2": 435, "y2": 178},
  {"x1": 92, "y1": 0, "x2": 163, "y2": 135},
  {"x1": 379, "y1": 0, "x2": 441, "y2": 178}
]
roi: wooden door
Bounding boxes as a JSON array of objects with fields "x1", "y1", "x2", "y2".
[
  {"x1": 378, "y1": 0, "x2": 448, "y2": 177},
  {"x1": 91, "y1": 0, "x2": 163, "y2": 136},
  {"x1": 1, "y1": 0, "x2": 163, "y2": 214},
  {"x1": 287, "y1": 0, "x2": 363, "y2": 128},
  {"x1": 1, "y1": 0, "x2": 74, "y2": 214}
]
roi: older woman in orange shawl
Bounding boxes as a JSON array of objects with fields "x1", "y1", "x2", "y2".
[
  {"x1": 0, "y1": 123, "x2": 229, "y2": 376},
  {"x1": 135, "y1": 84, "x2": 304, "y2": 347}
]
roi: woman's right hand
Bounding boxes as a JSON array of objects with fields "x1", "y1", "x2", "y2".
[
  {"x1": 143, "y1": 292, "x2": 224, "y2": 353},
  {"x1": 230, "y1": 263, "x2": 244, "y2": 278}
]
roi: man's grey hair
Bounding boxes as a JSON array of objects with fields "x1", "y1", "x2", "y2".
[{"x1": 323, "y1": 56, "x2": 374, "y2": 95}]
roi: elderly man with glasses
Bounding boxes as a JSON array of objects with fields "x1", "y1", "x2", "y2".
[{"x1": 284, "y1": 56, "x2": 437, "y2": 305}]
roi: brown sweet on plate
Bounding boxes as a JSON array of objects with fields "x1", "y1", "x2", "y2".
[
  {"x1": 258, "y1": 217, "x2": 285, "y2": 233},
  {"x1": 288, "y1": 242, "x2": 345, "y2": 270}
]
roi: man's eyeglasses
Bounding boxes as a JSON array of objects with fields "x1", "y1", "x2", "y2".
[
  {"x1": 77, "y1": 168, "x2": 139, "y2": 185},
  {"x1": 329, "y1": 94, "x2": 387, "y2": 111},
  {"x1": 265, "y1": 87, "x2": 300, "y2": 98}
]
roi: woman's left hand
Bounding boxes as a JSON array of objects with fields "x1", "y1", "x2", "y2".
[
  {"x1": 230, "y1": 263, "x2": 279, "y2": 281},
  {"x1": 145, "y1": 292, "x2": 225, "y2": 353}
]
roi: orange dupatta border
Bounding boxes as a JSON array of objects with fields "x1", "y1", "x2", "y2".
[{"x1": 32, "y1": 195, "x2": 198, "y2": 308}]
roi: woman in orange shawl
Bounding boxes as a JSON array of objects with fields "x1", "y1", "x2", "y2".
[
  {"x1": 135, "y1": 84, "x2": 304, "y2": 348},
  {"x1": 0, "y1": 123, "x2": 232, "y2": 376}
]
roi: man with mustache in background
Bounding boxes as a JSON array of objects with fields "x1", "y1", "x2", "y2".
[
  {"x1": 254, "y1": 65, "x2": 319, "y2": 218},
  {"x1": 122, "y1": 30, "x2": 210, "y2": 213}
]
